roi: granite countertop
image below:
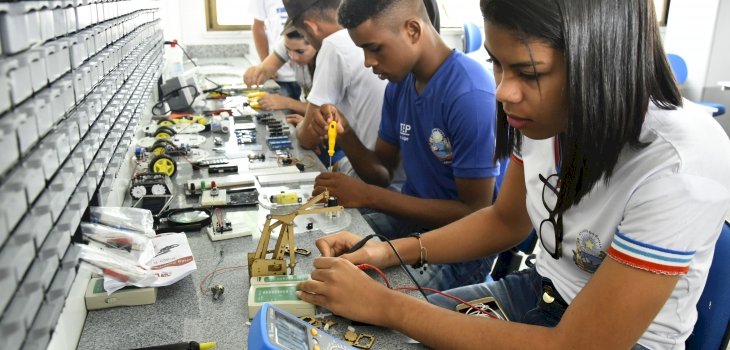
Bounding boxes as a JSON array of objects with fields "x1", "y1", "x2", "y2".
[{"x1": 76, "y1": 86, "x2": 429, "y2": 349}]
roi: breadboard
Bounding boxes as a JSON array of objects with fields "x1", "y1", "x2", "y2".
[
  {"x1": 247, "y1": 161, "x2": 280, "y2": 170},
  {"x1": 200, "y1": 189, "x2": 227, "y2": 206},
  {"x1": 206, "y1": 211, "x2": 256, "y2": 241},
  {"x1": 247, "y1": 283, "x2": 315, "y2": 319},
  {"x1": 256, "y1": 172, "x2": 319, "y2": 186},
  {"x1": 206, "y1": 224, "x2": 251, "y2": 241}
]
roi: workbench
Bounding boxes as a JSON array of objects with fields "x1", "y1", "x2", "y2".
[{"x1": 75, "y1": 67, "x2": 428, "y2": 349}]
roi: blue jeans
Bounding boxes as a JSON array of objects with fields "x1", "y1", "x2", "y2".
[
  {"x1": 275, "y1": 81, "x2": 302, "y2": 100},
  {"x1": 362, "y1": 210, "x2": 495, "y2": 292},
  {"x1": 427, "y1": 267, "x2": 649, "y2": 350}
]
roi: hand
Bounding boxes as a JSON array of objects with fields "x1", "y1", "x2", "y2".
[
  {"x1": 314, "y1": 231, "x2": 394, "y2": 268},
  {"x1": 320, "y1": 104, "x2": 350, "y2": 134},
  {"x1": 296, "y1": 257, "x2": 394, "y2": 325},
  {"x1": 285, "y1": 114, "x2": 304, "y2": 126},
  {"x1": 258, "y1": 94, "x2": 292, "y2": 111},
  {"x1": 243, "y1": 65, "x2": 270, "y2": 87},
  {"x1": 314, "y1": 172, "x2": 371, "y2": 208}
]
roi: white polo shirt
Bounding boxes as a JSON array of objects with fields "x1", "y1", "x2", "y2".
[
  {"x1": 307, "y1": 29, "x2": 387, "y2": 150},
  {"x1": 516, "y1": 100, "x2": 730, "y2": 349},
  {"x1": 249, "y1": 0, "x2": 295, "y2": 82}
]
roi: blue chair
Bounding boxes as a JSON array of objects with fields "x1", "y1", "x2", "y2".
[
  {"x1": 686, "y1": 220, "x2": 730, "y2": 350},
  {"x1": 463, "y1": 22, "x2": 483, "y2": 54},
  {"x1": 667, "y1": 53, "x2": 726, "y2": 117}
]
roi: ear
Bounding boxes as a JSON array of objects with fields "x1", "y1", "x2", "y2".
[
  {"x1": 404, "y1": 18, "x2": 422, "y2": 44},
  {"x1": 303, "y1": 19, "x2": 319, "y2": 37}
]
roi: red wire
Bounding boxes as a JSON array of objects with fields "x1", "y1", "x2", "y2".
[
  {"x1": 357, "y1": 264, "x2": 391, "y2": 289},
  {"x1": 395, "y1": 287, "x2": 501, "y2": 319},
  {"x1": 199, "y1": 265, "x2": 246, "y2": 294},
  {"x1": 355, "y1": 264, "x2": 500, "y2": 319}
]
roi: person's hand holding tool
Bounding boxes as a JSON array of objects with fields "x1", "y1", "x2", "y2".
[
  {"x1": 313, "y1": 172, "x2": 370, "y2": 208},
  {"x1": 314, "y1": 231, "x2": 396, "y2": 269}
]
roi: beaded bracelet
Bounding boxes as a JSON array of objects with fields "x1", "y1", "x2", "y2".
[{"x1": 409, "y1": 233, "x2": 428, "y2": 274}]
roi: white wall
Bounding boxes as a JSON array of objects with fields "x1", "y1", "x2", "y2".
[
  {"x1": 160, "y1": 0, "x2": 254, "y2": 52},
  {"x1": 664, "y1": 0, "x2": 730, "y2": 134}
]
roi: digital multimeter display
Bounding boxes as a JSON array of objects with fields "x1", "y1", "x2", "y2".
[{"x1": 273, "y1": 312, "x2": 308, "y2": 350}]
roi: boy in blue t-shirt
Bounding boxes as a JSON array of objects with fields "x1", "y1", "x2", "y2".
[{"x1": 313, "y1": 0, "x2": 499, "y2": 291}]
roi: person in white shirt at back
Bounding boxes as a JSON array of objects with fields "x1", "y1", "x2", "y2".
[
  {"x1": 281, "y1": 0, "x2": 388, "y2": 177},
  {"x1": 249, "y1": 0, "x2": 301, "y2": 99}
]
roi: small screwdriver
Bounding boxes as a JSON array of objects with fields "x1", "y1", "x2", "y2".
[{"x1": 327, "y1": 120, "x2": 337, "y2": 171}]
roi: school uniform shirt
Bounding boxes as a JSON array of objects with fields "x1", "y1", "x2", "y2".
[
  {"x1": 516, "y1": 100, "x2": 730, "y2": 349},
  {"x1": 378, "y1": 50, "x2": 499, "y2": 199},
  {"x1": 307, "y1": 29, "x2": 387, "y2": 151},
  {"x1": 249, "y1": 0, "x2": 295, "y2": 82},
  {"x1": 272, "y1": 39, "x2": 312, "y2": 97}
]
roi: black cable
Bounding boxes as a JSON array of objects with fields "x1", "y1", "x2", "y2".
[
  {"x1": 347, "y1": 234, "x2": 430, "y2": 302},
  {"x1": 152, "y1": 84, "x2": 199, "y2": 115}
]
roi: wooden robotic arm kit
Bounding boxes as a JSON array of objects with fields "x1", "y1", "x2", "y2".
[{"x1": 248, "y1": 190, "x2": 343, "y2": 277}]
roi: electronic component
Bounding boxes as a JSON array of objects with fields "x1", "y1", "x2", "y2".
[
  {"x1": 129, "y1": 173, "x2": 174, "y2": 200},
  {"x1": 85, "y1": 277, "x2": 157, "y2": 310},
  {"x1": 269, "y1": 191, "x2": 302, "y2": 205},
  {"x1": 211, "y1": 284, "x2": 225, "y2": 300},
  {"x1": 156, "y1": 208, "x2": 212, "y2": 234},
  {"x1": 250, "y1": 274, "x2": 310, "y2": 286},
  {"x1": 455, "y1": 296, "x2": 509, "y2": 320},
  {"x1": 192, "y1": 157, "x2": 229, "y2": 170},
  {"x1": 208, "y1": 164, "x2": 238, "y2": 174},
  {"x1": 249, "y1": 304, "x2": 353, "y2": 349},
  {"x1": 227, "y1": 189, "x2": 259, "y2": 207},
  {"x1": 185, "y1": 174, "x2": 255, "y2": 195},
  {"x1": 201, "y1": 188, "x2": 227, "y2": 207},
  {"x1": 133, "y1": 195, "x2": 174, "y2": 218},
  {"x1": 247, "y1": 285, "x2": 314, "y2": 319},
  {"x1": 266, "y1": 139, "x2": 292, "y2": 150},
  {"x1": 206, "y1": 209, "x2": 252, "y2": 241}
]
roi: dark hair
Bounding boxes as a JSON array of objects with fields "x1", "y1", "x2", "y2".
[
  {"x1": 338, "y1": 0, "x2": 431, "y2": 30},
  {"x1": 482, "y1": 0, "x2": 682, "y2": 213},
  {"x1": 285, "y1": 30, "x2": 304, "y2": 40},
  {"x1": 293, "y1": 0, "x2": 341, "y2": 28}
]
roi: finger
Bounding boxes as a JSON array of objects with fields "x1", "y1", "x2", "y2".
[
  {"x1": 296, "y1": 290, "x2": 327, "y2": 306},
  {"x1": 312, "y1": 186, "x2": 324, "y2": 197},
  {"x1": 321, "y1": 104, "x2": 336, "y2": 119},
  {"x1": 315, "y1": 235, "x2": 343, "y2": 257},
  {"x1": 312, "y1": 256, "x2": 340, "y2": 269}
]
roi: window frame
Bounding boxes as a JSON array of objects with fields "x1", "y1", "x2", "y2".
[{"x1": 205, "y1": 0, "x2": 251, "y2": 31}]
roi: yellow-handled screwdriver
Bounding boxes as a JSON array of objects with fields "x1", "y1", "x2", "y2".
[{"x1": 327, "y1": 120, "x2": 337, "y2": 171}]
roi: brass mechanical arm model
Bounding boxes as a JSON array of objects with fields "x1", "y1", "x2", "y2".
[{"x1": 248, "y1": 190, "x2": 343, "y2": 277}]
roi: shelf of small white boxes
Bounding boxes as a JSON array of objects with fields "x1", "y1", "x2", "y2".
[{"x1": 0, "y1": 2, "x2": 164, "y2": 349}]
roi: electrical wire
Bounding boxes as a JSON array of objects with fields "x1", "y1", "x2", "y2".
[
  {"x1": 357, "y1": 263, "x2": 391, "y2": 289},
  {"x1": 151, "y1": 84, "x2": 200, "y2": 116},
  {"x1": 395, "y1": 287, "x2": 503, "y2": 320},
  {"x1": 165, "y1": 40, "x2": 224, "y2": 92},
  {"x1": 346, "y1": 234, "x2": 429, "y2": 301},
  {"x1": 356, "y1": 261, "x2": 502, "y2": 319},
  {"x1": 203, "y1": 250, "x2": 226, "y2": 292}
]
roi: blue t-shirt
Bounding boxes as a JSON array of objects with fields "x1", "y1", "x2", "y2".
[{"x1": 379, "y1": 50, "x2": 499, "y2": 199}]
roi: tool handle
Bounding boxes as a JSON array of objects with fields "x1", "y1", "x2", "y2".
[{"x1": 327, "y1": 120, "x2": 337, "y2": 157}]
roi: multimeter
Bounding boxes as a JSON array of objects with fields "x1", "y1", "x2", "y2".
[{"x1": 249, "y1": 303, "x2": 354, "y2": 350}]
